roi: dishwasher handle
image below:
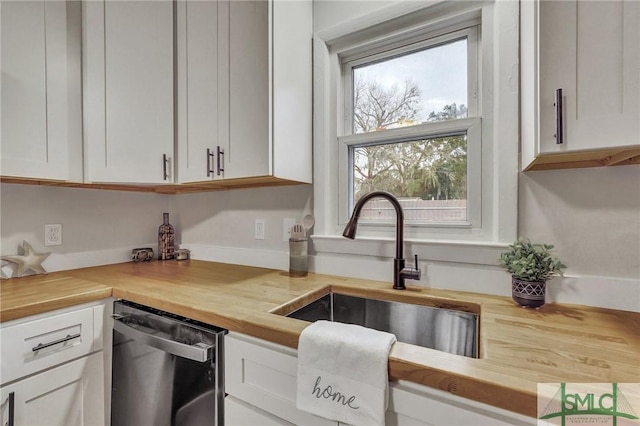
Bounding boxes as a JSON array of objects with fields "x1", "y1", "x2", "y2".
[{"x1": 113, "y1": 317, "x2": 214, "y2": 362}]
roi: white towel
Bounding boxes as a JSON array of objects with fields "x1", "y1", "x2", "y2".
[{"x1": 296, "y1": 320, "x2": 397, "y2": 426}]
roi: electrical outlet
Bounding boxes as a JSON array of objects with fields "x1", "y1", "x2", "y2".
[
  {"x1": 255, "y1": 219, "x2": 265, "y2": 240},
  {"x1": 45, "y1": 224, "x2": 63, "y2": 246},
  {"x1": 283, "y1": 218, "x2": 296, "y2": 241}
]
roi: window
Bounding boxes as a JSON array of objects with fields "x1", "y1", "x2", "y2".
[
  {"x1": 339, "y1": 27, "x2": 481, "y2": 230},
  {"x1": 313, "y1": 1, "x2": 519, "y2": 253}
]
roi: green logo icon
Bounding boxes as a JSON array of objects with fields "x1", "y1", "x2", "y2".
[{"x1": 539, "y1": 383, "x2": 639, "y2": 426}]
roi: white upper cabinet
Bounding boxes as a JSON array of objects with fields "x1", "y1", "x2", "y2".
[
  {"x1": 3, "y1": 0, "x2": 311, "y2": 188},
  {"x1": 271, "y1": 0, "x2": 313, "y2": 183},
  {"x1": 0, "y1": 1, "x2": 82, "y2": 181},
  {"x1": 176, "y1": 0, "x2": 224, "y2": 184},
  {"x1": 218, "y1": 0, "x2": 312, "y2": 183},
  {"x1": 174, "y1": 0, "x2": 313, "y2": 185},
  {"x1": 521, "y1": 0, "x2": 640, "y2": 171},
  {"x1": 223, "y1": 0, "x2": 270, "y2": 180},
  {"x1": 83, "y1": 0, "x2": 174, "y2": 184}
]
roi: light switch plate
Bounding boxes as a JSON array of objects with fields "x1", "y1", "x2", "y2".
[{"x1": 255, "y1": 219, "x2": 265, "y2": 240}]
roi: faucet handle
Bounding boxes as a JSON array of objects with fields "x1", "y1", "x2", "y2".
[{"x1": 401, "y1": 254, "x2": 421, "y2": 281}]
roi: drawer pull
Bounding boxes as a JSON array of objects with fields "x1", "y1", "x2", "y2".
[{"x1": 31, "y1": 333, "x2": 81, "y2": 352}]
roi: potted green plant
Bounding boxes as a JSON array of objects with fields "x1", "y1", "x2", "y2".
[{"x1": 499, "y1": 238, "x2": 566, "y2": 308}]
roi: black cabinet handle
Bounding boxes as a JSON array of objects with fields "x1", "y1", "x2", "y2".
[
  {"x1": 31, "y1": 333, "x2": 81, "y2": 352},
  {"x1": 216, "y1": 146, "x2": 224, "y2": 176},
  {"x1": 163, "y1": 154, "x2": 170, "y2": 180},
  {"x1": 554, "y1": 88, "x2": 564, "y2": 144},
  {"x1": 7, "y1": 392, "x2": 14, "y2": 426},
  {"x1": 206, "y1": 148, "x2": 215, "y2": 177}
]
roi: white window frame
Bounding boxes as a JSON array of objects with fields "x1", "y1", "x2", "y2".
[
  {"x1": 338, "y1": 26, "x2": 481, "y2": 235},
  {"x1": 311, "y1": 0, "x2": 519, "y2": 264}
]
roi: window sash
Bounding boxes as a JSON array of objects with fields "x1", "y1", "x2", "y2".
[
  {"x1": 338, "y1": 118, "x2": 482, "y2": 233},
  {"x1": 342, "y1": 26, "x2": 479, "y2": 138}
]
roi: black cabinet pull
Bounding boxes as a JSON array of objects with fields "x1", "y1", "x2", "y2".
[
  {"x1": 31, "y1": 333, "x2": 81, "y2": 352},
  {"x1": 216, "y1": 146, "x2": 224, "y2": 176},
  {"x1": 8, "y1": 392, "x2": 14, "y2": 426},
  {"x1": 554, "y1": 88, "x2": 564, "y2": 144},
  {"x1": 206, "y1": 148, "x2": 215, "y2": 177},
  {"x1": 162, "y1": 154, "x2": 170, "y2": 180}
]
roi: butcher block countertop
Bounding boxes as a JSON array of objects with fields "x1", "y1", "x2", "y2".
[{"x1": 1, "y1": 260, "x2": 639, "y2": 417}]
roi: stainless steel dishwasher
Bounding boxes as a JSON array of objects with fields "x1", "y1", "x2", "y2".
[{"x1": 111, "y1": 300, "x2": 226, "y2": 426}]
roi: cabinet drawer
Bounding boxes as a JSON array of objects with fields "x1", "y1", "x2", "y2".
[
  {"x1": 225, "y1": 333, "x2": 336, "y2": 426},
  {"x1": 1, "y1": 307, "x2": 96, "y2": 385}
]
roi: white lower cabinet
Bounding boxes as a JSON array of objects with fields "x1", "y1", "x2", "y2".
[
  {"x1": 385, "y1": 381, "x2": 534, "y2": 426},
  {"x1": 225, "y1": 332, "x2": 335, "y2": 426},
  {"x1": 0, "y1": 301, "x2": 109, "y2": 426},
  {"x1": 225, "y1": 332, "x2": 535, "y2": 426},
  {"x1": 0, "y1": 352, "x2": 104, "y2": 426}
]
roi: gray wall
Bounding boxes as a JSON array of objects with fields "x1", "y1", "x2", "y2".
[
  {"x1": 519, "y1": 166, "x2": 640, "y2": 279},
  {"x1": 1, "y1": 184, "x2": 167, "y2": 255},
  {"x1": 174, "y1": 185, "x2": 313, "y2": 251}
]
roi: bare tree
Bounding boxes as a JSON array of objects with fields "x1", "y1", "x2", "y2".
[{"x1": 353, "y1": 77, "x2": 421, "y2": 133}]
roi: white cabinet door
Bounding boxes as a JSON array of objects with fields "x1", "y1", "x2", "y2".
[
  {"x1": 0, "y1": 1, "x2": 82, "y2": 181},
  {"x1": 223, "y1": 0, "x2": 270, "y2": 180},
  {"x1": 271, "y1": 0, "x2": 312, "y2": 183},
  {"x1": 225, "y1": 333, "x2": 338, "y2": 426},
  {"x1": 521, "y1": 0, "x2": 640, "y2": 170},
  {"x1": 218, "y1": 0, "x2": 312, "y2": 183},
  {"x1": 226, "y1": 396, "x2": 295, "y2": 426},
  {"x1": 176, "y1": 0, "x2": 224, "y2": 184},
  {"x1": 0, "y1": 352, "x2": 105, "y2": 426},
  {"x1": 539, "y1": 0, "x2": 639, "y2": 153},
  {"x1": 386, "y1": 381, "x2": 534, "y2": 426},
  {"x1": 83, "y1": 0, "x2": 174, "y2": 184}
]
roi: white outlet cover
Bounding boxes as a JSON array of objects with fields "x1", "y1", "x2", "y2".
[{"x1": 45, "y1": 224, "x2": 63, "y2": 246}]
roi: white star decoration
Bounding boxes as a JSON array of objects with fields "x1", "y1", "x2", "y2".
[{"x1": 1, "y1": 241, "x2": 51, "y2": 277}]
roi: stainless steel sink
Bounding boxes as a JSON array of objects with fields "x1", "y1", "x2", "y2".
[{"x1": 285, "y1": 293, "x2": 479, "y2": 358}]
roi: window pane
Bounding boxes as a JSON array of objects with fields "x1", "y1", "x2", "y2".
[
  {"x1": 352, "y1": 38, "x2": 467, "y2": 134},
  {"x1": 351, "y1": 134, "x2": 467, "y2": 223}
]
